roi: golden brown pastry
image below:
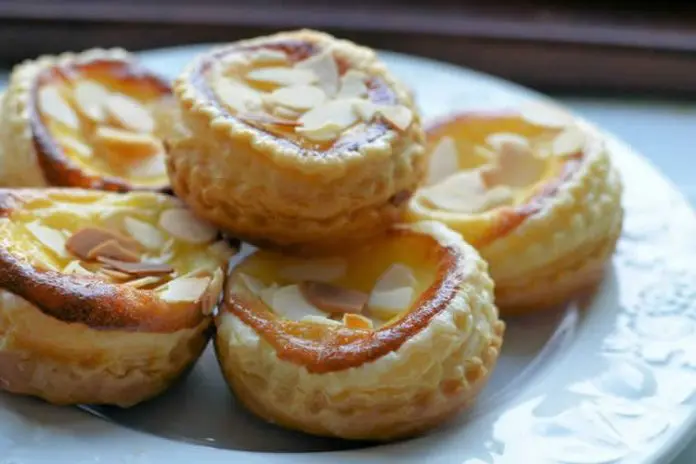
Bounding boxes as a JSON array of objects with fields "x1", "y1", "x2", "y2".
[
  {"x1": 216, "y1": 221, "x2": 504, "y2": 440},
  {"x1": 0, "y1": 188, "x2": 234, "y2": 406},
  {"x1": 0, "y1": 48, "x2": 174, "y2": 191},
  {"x1": 406, "y1": 108, "x2": 623, "y2": 314},
  {"x1": 168, "y1": 29, "x2": 426, "y2": 252}
]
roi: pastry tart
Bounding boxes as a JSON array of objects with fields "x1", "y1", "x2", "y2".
[
  {"x1": 169, "y1": 29, "x2": 425, "y2": 251},
  {"x1": 0, "y1": 49, "x2": 173, "y2": 191},
  {"x1": 0, "y1": 188, "x2": 234, "y2": 406},
  {"x1": 216, "y1": 221, "x2": 504, "y2": 440},
  {"x1": 406, "y1": 109, "x2": 623, "y2": 314}
]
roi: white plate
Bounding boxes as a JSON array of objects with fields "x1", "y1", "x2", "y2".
[{"x1": 2, "y1": 45, "x2": 696, "y2": 464}]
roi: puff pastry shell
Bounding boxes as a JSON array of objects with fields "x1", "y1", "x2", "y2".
[
  {"x1": 168, "y1": 29, "x2": 426, "y2": 252},
  {"x1": 0, "y1": 189, "x2": 234, "y2": 406},
  {"x1": 0, "y1": 48, "x2": 173, "y2": 191},
  {"x1": 216, "y1": 221, "x2": 504, "y2": 440},
  {"x1": 407, "y1": 109, "x2": 623, "y2": 314}
]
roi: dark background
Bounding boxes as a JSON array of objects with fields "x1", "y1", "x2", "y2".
[{"x1": 1, "y1": 0, "x2": 695, "y2": 95}]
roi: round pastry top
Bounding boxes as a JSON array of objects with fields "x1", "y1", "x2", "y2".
[
  {"x1": 31, "y1": 56, "x2": 173, "y2": 190},
  {"x1": 0, "y1": 189, "x2": 234, "y2": 331},
  {"x1": 189, "y1": 31, "x2": 416, "y2": 154},
  {"x1": 222, "y1": 222, "x2": 484, "y2": 373},
  {"x1": 408, "y1": 111, "x2": 600, "y2": 245}
]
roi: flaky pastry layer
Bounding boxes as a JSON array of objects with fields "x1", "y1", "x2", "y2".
[
  {"x1": 215, "y1": 221, "x2": 504, "y2": 440},
  {"x1": 168, "y1": 29, "x2": 426, "y2": 251}
]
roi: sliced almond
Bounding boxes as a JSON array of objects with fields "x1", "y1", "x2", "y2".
[
  {"x1": 105, "y1": 94, "x2": 155, "y2": 133},
  {"x1": 58, "y1": 135, "x2": 93, "y2": 159},
  {"x1": 98, "y1": 257, "x2": 174, "y2": 277},
  {"x1": 295, "y1": 50, "x2": 340, "y2": 96},
  {"x1": 269, "y1": 85, "x2": 326, "y2": 111},
  {"x1": 25, "y1": 221, "x2": 67, "y2": 258},
  {"x1": 66, "y1": 227, "x2": 140, "y2": 260},
  {"x1": 72, "y1": 80, "x2": 110, "y2": 122},
  {"x1": 99, "y1": 268, "x2": 133, "y2": 281},
  {"x1": 519, "y1": 102, "x2": 575, "y2": 129},
  {"x1": 482, "y1": 140, "x2": 545, "y2": 189},
  {"x1": 124, "y1": 216, "x2": 165, "y2": 250},
  {"x1": 486, "y1": 133, "x2": 531, "y2": 154},
  {"x1": 279, "y1": 258, "x2": 346, "y2": 283},
  {"x1": 124, "y1": 275, "x2": 163, "y2": 288},
  {"x1": 159, "y1": 209, "x2": 218, "y2": 245},
  {"x1": 128, "y1": 152, "x2": 167, "y2": 178},
  {"x1": 427, "y1": 136, "x2": 459, "y2": 185},
  {"x1": 296, "y1": 122, "x2": 345, "y2": 142},
  {"x1": 239, "y1": 273, "x2": 265, "y2": 295},
  {"x1": 63, "y1": 260, "x2": 91, "y2": 276},
  {"x1": 374, "y1": 263, "x2": 417, "y2": 291},
  {"x1": 94, "y1": 126, "x2": 163, "y2": 159},
  {"x1": 87, "y1": 239, "x2": 140, "y2": 262},
  {"x1": 158, "y1": 276, "x2": 211, "y2": 303},
  {"x1": 271, "y1": 105, "x2": 302, "y2": 120},
  {"x1": 270, "y1": 284, "x2": 326, "y2": 320},
  {"x1": 552, "y1": 127, "x2": 586, "y2": 157},
  {"x1": 246, "y1": 67, "x2": 317, "y2": 87},
  {"x1": 238, "y1": 112, "x2": 302, "y2": 128},
  {"x1": 38, "y1": 86, "x2": 79, "y2": 129},
  {"x1": 422, "y1": 170, "x2": 514, "y2": 213},
  {"x1": 247, "y1": 48, "x2": 288, "y2": 65},
  {"x1": 297, "y1": 99, "x2": 357, "y2": 133},
  {"x1": 300, "y1": 315, "x2": 342, "y2": 326},
  {"x1": 353, "y1": 100, "x2": 379, "y2": 122},
  {"x1": 201, "y1": 268, "x2": 225, "y2": 315},
  {"x1": 368, "y1": 286, "x2": 414, "y2": 320},
  {"x1": 299, "y1": 281, "x2": 368, "y2": 314},
  {"x1": 378, "y1": 105, "x2": 413, "y2": 132},
  {"x1": 214, "y1": 78, "x2": 264, "y2": 113},
  {"x1": 343, "y1": 313, "x2": 373, "y2": 330},
  {"x1": 337, "y1": 70, "x2": 368, "y2": 99}
]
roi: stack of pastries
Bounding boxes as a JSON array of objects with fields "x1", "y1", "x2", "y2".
[{"x1": 0, "y1": 30, "x2": 622, "y2": 440}]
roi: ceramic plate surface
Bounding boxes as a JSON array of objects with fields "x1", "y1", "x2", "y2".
[{"x1": 1, "y1": 45, "x2": 696, "y2": 464}]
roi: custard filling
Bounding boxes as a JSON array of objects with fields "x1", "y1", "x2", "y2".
[{"x1": 33, "y1": 60, "x2": 172, "y2": 187}]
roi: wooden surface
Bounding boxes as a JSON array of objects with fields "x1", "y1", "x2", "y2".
[{"x1": 1, "y1": 0, "x2": 695, "y2": 95}]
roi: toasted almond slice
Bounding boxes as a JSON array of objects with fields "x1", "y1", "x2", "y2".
[
  {"x1": 299, "y1": 281, "x2": 368, "y2": 314},
  {"x1": 296, "y1": 122, "x2": 344, "y2": 142},
  {"x1": 295, "y1": 50, "x2": 339, "y2": 96},
  {"x1": 159, "y1": 208, "x2": 218, "y2": 244},
  {"x1": 98, "y1": 257, "x2": 174, "y2": 276},
  {"x1": 374, "y1": 263, "x2": 417, "y2": 291},
  {"x1": 87, "y1": 239, "x2": 140, "y2": 262},
  {"x1": 337, "y1": 70, "x2": 368, "y2": 99},
  {"x1": 368, "y1": 286, "x2": 414, "y2": 320},
  {"x1": 124, "y1": 275, "x2": 163, "y2": 288},
  {"x1": 519, "y1": 102, "x2": 575, "y2": 129},
  {"x1": 378, "y1": 105, "x2": 413, "y2": 131},
  {"x1": 270, "y1": 284, "x2": 326, "y2": 320},
  {"x1": 63, "y1": 260, "x2": 91, "y2": 276},
  {"x1": 128, "y1": 152, "x2": 167, "y2": 178},
  {"x1": 124, "y1": 216, "x2": 165, "y2": 250},
  {"x1": 271, "y1": 105, "x2": 302, "y2": 120},
  {"x1": 552, "y1": 126, "x2": 586, "y2": 157},
  {"x1": 72, "y1": 80, "x2": 110, "y2": 122},
  {"x1": 300, "y1": 315, "x2": 343, "y2": 326},
  {"x1": 158, "y1": 276, "x2": 211, "y2": 303},
  {"x1": 427, "y1": 136, "x2": 459, "y2": 185},
  {"x1": 105, "y1": 94, "x2": 155, "y2": 133},
  {"x1": 58, "y1": 134, "x2": 93, "y2": 159},
  {"x1": 343, "y1": 313, "x2": 373, "y2": 330},
  {"x1": 422, "y1": 170, "x2": 514, "y2": 213},
  {"x1": 200, "y1": 268, "x2": 224, "y2": 315},
  {"x1": 214, "y1": 78, "x2": 264, "y2": 113},
  {"x1": 38, "y1": 86, "x2": 79, "y2": 129},
  {"x1": 486, "y1": 132, "x2": 531, "y2": 154},
  {"x1": 66, "y1": 227, "x2": 140, "y2": 260},
  {"x1": 279, "y1": 258, "x2": 346, "y2": 283},
  {"x1": 298, "y1": 99, "x2": 357, "y2": 132},
  {"x1": 247, "y1": 48, "x2": 288, "y2": 65},
  {"x1": 239, "y1": 273, "x2": 265, "y2": 295},
  {"x1": 99, "y1": 268, "x2": 133, "y2": 281},
  {"x1": 353, "y1": 100, "x2": 379, "y2": 122},
  {"x1": 482, "y1": 140, "x2": 545, "y2": 189},
  {"x1": 25, "y1": 221, "x2": 68, "y2": 258},
  {"x1": 269, "y1": 84, "x2": 326, "y2": 111},
  {"x1": 238, "y1": 112, "x2": 302, "y2": 128},
  {"x1": 94, "y1": 126, "x2": 163, "y2": 158},
  {"x1": 246, "y1": 67, "x2": 317, "y2": 87}
]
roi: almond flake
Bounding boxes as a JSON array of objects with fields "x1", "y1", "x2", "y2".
[
  {"x1": 482, "y1": 140, "x2": 545, "y2": 189},
  {"x1": 353, "y1": 100, "x2": 379, "y2": 122},
  {"x1": 159, "y1": 208, "x2": 217, "y2": 244},
  {"x1": 63, "y1": 260, "x2": 91, "y2": 276},
  {"x1": 486, "y1": 133, "x2": 531, "y2": 153},
  {"x1": 66, "y1": 227, "x2": 140, "y2": 260},
  {"x1": 246, "y1": 67, "x2": 317, "y2": 87},
  {"x1": 99, "y1": 268, "x2": 133, "y2": 281},
  {"x1": 124, "y1": 216, "x2": 165, "y2": 250},
  {"x1": 336, "y1": 70, "x2": 368, "y2": 99},
  {"x1": 368, "y1": 286, "x2": 414, "y2": 320},
  {"x1": 519, "y1": 103, "x2": 575, "y2": 129},
  {"x1": 95, "y1": 126, "x2": 163, "y2": 158},
  {"x1": 158, "y1": 276, "x2": 210, "y2": 303},
  {"x1": 298, "y1": 99, "x2": 357, "y2": 132},
  {"x1": 247, "y1": 48, "x2": 288, "y2": 65},
  {"x1": 105, "y1": 94, "x2": 155, "y2": 133},
  {"x1": 343, "y1": 313, "x2": 373, "y2": 329},
  {"x1": 128, "y1": 152, "x2": 167, "y2": 178},
  {"x1": 299, "y1": 281, "x2": 368, "y2": 314},
  {"x1": 25, "y1": 221, "x2": 67, "y2": 258},
  {"x1": 295, "y1": 50, "x2": 339, "y2": 96},
  {"x1": 269, "y1": 85, "x2": 326, "y2": 111},
  {"x1": 279, "y1": 258, "x2": 346, "y2": 283},
  {"x1": 270, "y1": 284, "x2": 326, "y2": 320},
  {"x1": 239, "y1": 273, "x2": 265, "y2": 295},
  {"x1": 201, "y1": 268, "x2": 225, "y2": 315},
  {"x1": 87, "y1": 239, "x2": 140, "y2": 262},
  {"x1": 58, "y1": 135, "x2": 93, "y2": 159},
  {"x1": 552, "y1": 127, "x2": 586, "y2": 157},
  {"x1": 378, "y1": 105, "x2": 413, "y2": 131},
  {"x1": 271, "y1": 105, "x2": 302, "y2": 120},
  {"x1": 296, "y1": 122, "x2": 344, "y2": 142},
  {"x1": 38, "y1": 86, "x2": 79, "y2": 129},
  {"x1": 427, "y1": 136, "x2": 459, "y2": 185},
  {"x1": 422, "y1": 170, "x2": 514, "y2": 213},
  {"x1": 238, "y1": 112, "x2": 302, "y2": 128},
  {"x1": 124, "y1": 275, "x2": 163, "y2": 288},
  {"x1": 374, "y1": 264, "x2": 417, "y2": 290},
  {"x1": 72, "y1": 80, "x2": 110, "y2": 122},
  {"x1": 300, "y1": 315, "x2": 342, "y2": 326},
  {"x1": 98, "y1": 257, "x2": 174, "y2": 277},
  {"x1": 214, "y1": 78, "x2": 264, "y2": 113}
]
